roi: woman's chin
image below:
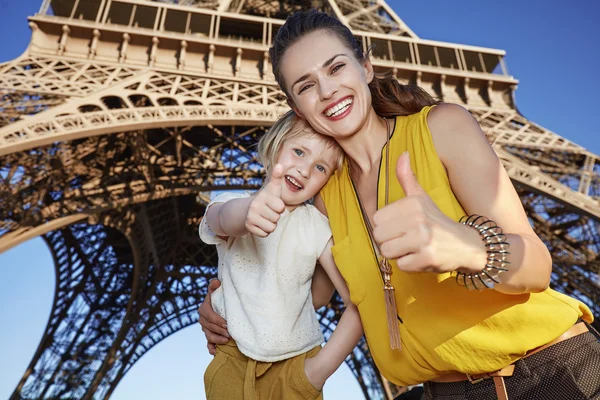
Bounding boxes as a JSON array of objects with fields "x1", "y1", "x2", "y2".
[
  {"x1": 326, "y1": 109, "x2": 368, "y2": 137},
  {"x1": 324, "y1": 121, "x2": 361, "y2": 140}
]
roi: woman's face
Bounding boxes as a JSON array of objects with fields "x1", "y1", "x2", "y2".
[{"x1": 280, "y1": 30, "x2": 375, "y2": 141}]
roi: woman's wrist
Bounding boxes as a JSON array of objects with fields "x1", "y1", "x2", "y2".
[
  {"x1": 455, "y1": 222, "x2": 489, "y2": 274},
  {"x1": 454, "y1": 215, "x2": 511, "y2": 290}
]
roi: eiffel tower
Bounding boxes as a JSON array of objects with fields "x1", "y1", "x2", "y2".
[{"x1": 1, "y1": 0, "x2": 599, "y2": 399}]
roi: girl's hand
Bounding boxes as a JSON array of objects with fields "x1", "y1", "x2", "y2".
[
  {"x1": 245, "y1": 164, "x2": 286, "y2": 237},
  {"x1": 372, "y1": 152, "x2": 486, "y2": 274},
  {"x1": 304, "y1": 356, "x2": 326, "y2": 391},
  {"x1": 198, "y1": 279, "x2": 230, "y2": 355}
]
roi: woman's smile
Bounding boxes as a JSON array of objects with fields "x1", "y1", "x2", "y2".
[{"x1": 323, "y1": 96, "x2": 353, "y2": 120}]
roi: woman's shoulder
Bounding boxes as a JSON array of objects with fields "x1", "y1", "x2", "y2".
[
  {"x1": 424, "y1": 103, "x2": 491, "y2": 165},
  {"x1": 426, "y1": 103, "x2": 479, "y2": 135},
  {"x1": 396, "y1": 103, "x2": 471, "y2": 127}
]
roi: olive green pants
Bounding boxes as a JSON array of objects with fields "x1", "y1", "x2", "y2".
[{"x1": 204, "y1": 341, "x2": 323, "y2": 400}]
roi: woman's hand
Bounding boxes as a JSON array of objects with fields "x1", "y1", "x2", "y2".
[
  {"x1": 372, "y1": 152, "x2": 487, "y2": 274},
  {"x1": 198, "y1": 279, "x2": 230, "y2": 355}
]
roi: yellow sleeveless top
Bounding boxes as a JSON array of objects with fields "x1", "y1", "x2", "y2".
[{"x1": 320, "y1": 105, "x2": 593, "y2": 386}]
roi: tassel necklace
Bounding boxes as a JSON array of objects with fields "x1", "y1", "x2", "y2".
[{"x1": 350, "y1": 117, "x2": 402, "y2": 350}]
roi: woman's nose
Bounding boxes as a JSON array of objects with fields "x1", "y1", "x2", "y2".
[{"x1": 318, "y1": 76, "x2": 338, "y2": 101}]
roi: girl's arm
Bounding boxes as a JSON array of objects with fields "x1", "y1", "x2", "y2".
[
  {"x1": 310, "y1": 193, "x2": 336, "y2": 309},
  {"x1": 205, "y1": 197, "x2": 254, "y2": 237},
  {"x1": 304, "y1": 239, "x2": 364, "y2": 390},
  {"x1": 311, "y1": 263, "x2": 335, "y2": 309},
  {"x1": 207, "y1": 164, "x2": 287, "y2": 238}
]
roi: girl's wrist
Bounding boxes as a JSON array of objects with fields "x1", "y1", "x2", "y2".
[{"x1": 304, "y1": 356, "x2": 327, "y2": 390}]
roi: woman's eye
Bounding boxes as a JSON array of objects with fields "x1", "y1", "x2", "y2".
[
  {"x1": 331, "y1": 63, "x2": 345, "y2": 74},
  {"x1": 294, "y1": 149, "x2": 303, "y2": 156},
  {"x1": 316, "y1": 165, "x2": 326, "y2": 173},
  {"x1": 298, "y1": 84, "x2": 313, "y2": 94}
]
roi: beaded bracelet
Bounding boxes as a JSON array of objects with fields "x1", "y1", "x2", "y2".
[{"x1": 454, "y1": 215, "x2": 510, "y2": 290}]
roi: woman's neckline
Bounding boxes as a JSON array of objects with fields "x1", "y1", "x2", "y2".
[{"x1": 347, "y1": 116, "x2": 396, "y2": 181}]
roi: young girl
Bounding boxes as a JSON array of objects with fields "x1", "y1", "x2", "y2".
[{"x1": 199, "y1": 110, "x2": 363, "y2": 400}]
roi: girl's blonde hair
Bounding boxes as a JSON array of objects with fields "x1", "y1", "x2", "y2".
[{"x1": 258, "y1": 110, "x2": 344, "y2": 175}]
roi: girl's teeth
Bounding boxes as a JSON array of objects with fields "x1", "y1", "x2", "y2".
[{"x1": 286, "y1": 176, "x2": 302, "y2": 189}]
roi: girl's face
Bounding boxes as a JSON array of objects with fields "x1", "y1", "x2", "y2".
[
  {"x1": 280, "y1": 30, "x2": 375, "y2": 141},
  {"x1": 273, "y1": 134, "x2": 338, "y2": 207}
]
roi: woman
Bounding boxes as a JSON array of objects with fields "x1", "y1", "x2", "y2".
[{"x1": 199, "y1": 10, "x2": 599, "y2": 399}]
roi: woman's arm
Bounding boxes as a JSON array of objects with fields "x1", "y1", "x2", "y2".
[
  {"x1": 304, "y1": 239, "x2": 364, "y2": 390},
  {"x1": 197, "y1": 279, "x2": 230, "y2": 355},
  {"x1": 428, "y1": 104, "x2": 552, "y2": 294},
  {"x1": 373, "y1": 103, "x2": 551, "y2": 294}
]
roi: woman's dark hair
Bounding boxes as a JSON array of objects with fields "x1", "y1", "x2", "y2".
[{"x1": 269, "y1": 10, "x2": 440, "y2": 117}]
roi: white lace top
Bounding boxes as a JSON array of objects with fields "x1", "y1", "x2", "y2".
[{"x1": 199, "y1": 192, "x2": 331, "y2": 362}]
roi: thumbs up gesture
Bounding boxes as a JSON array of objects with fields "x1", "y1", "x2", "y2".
[
  {"x1": 245, "y1": 164, "x2": 287, "y2": 237},
  {"x1": 372, "y1": 152, "x2": 479, "y2": 273}
]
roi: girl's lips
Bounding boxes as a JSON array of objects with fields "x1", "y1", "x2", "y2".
[{"x1": 285, "y1": 176, "x2": 302, "y2": 192}]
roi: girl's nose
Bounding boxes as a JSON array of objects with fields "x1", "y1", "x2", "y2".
[{"x1": 297, "y1": 165, "x2": 309, "y2": 178}]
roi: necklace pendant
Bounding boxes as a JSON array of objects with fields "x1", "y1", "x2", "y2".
[{"x1": 379, "y1": 259, "x2": 392, "y2": 275}]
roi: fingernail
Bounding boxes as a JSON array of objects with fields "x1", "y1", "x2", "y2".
[{"x1": 221, "y1": 323, "x2": 228, "y2": 329}]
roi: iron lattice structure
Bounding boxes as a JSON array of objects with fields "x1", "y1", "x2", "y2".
[{"x1": 1, "y1": 0, "x2": 599, "y2": 399}]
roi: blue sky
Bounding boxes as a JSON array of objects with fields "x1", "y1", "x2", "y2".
[{"x1": 1, "y1": 1, "x2": 599, "y2": 399}]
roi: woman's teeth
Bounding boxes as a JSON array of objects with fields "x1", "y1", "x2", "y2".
[
  {"x1": 286, "y1": 176, "x2": 302, "y2": 189},
  {"x1": 325, "y1": 98, "x2": 352, "y2": 117}
]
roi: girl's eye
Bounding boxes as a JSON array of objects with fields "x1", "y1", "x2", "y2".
[
  {"x1": 331, "y1": 63, "x2": 345, "y2": 74},
  {"x1": 316, "y1": 165, "x2": 326, "y2": 173},
  {"x1": 294, "y1": 149, "x2": 304, "y2": 156}
]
